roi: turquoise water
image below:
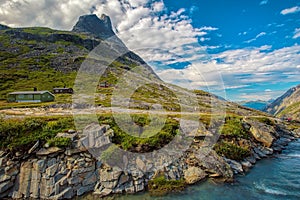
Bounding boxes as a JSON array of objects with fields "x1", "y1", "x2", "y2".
[{"x1": 84, "y1": 139, "x2": 300, "y2": 200}]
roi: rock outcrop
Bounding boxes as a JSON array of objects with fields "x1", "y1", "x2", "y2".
[
  {"x1": 72, "y1": 14, "x2": 115, "y2": 40},
  {"x1": 246, "y1": 120, "x2": 275, "y2": 147},
  {"x1": 184, "y1": 166, "x2": 207, "y2": 184}
]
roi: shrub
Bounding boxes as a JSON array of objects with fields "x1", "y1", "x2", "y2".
[
  {"x1": 148, "y1": 176, "x2": 186, "y2": 196},
  {"x1": 214, "y1": 141, "x2": 250, "y2": 161},
  {"x1": 219, "y1": 117, "x2": 249, "y2": 139},
  {"x1": 0, "y1": 116, "x2": 75, "y2": 151},
  {"x1": 101, "y1": 114, "x2": 179, "y2": 152}
]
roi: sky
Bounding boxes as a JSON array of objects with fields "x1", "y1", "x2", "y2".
[{"x1": 0, "y1": 0, "x2": 299, "y2": 101}]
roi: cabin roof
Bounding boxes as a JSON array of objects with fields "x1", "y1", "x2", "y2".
[
  {"x1": 9, "y1": 91, "x2": 54, "y2": 95},
  {"x1": 53, "y1": 88, "x2": 73, "y2": 90}
]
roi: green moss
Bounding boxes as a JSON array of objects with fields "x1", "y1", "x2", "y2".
[
  {"x1": 47, "y1": 137, "x2": 71, "y2": 148},
  {"x1": 214, "y1": 141, "x2": 250, "y2": 161},
  {"x1": 193, "y1": 89, "x2": 211, "y2": 97},
  {"x1": 97, "y1": 114, "x2": 179, "y2": 152},
  {"x1": 0, "y1": 116, "x2": 75, "y2": 151},
  {"x1": 219, "y1": 116, "x2": 249, "y2": 139},
  {"x1": 148, "y1": 176, "x2": 186, "y2": 196}
]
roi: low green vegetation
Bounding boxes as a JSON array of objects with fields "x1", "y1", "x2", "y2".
[
  {"x1": 98, "y1": 114, "x2": 179, "y2": 152},
  {"x1": 214, "y1": 141, "x2": 250, "y2": 161},
  {"x1": 277, "y1": 101, "x2": 300, "y2": 118},
  {"x1": 46, "y1": 137, "x2": 72, "y2": 148},
  {"x1": 148, "y1": 176, "x2": 186, "y2": 196},
  {"x1": 219, "y1": 116, "x2": 250, "y2": 139},
  {"x1": 130, "y1": 83, "x2": 181, "y2": 111},
  {"x1": 0, "y1": 116, "x2": 75, "y2": 151}
]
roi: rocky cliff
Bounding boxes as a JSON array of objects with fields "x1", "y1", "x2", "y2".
[{"x1": 72, "y1": 14, "x2": 115, "y2": 40}]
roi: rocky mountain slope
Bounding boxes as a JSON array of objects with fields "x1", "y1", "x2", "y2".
[
  {"x1": 0, "y1": 14, "x2": 265, "y2": 116},
  {"x1": 0, "y1": 14, "x2": 159, "y2": 107},
  {"x1": 264, "y1": 84, "x2": 300, "y2": 119}
]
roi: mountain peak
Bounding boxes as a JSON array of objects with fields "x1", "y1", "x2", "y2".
[{"x1": 72, "y1": 14, "x2": 115, "y2": 39}]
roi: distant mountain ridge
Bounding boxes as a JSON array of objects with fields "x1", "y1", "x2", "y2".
[
  {"x1": 264, "y1": 84, "x2": 300, "y2": 119},
  {"x1": 238, "y1": 100, "x2": 271, "y2": 111}
]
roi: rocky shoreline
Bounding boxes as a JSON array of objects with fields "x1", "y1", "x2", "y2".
[{"x1": 0, "y1": 120, "x2": 299, "y2": 199}]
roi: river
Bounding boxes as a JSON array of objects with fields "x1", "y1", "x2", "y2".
[{"x1": 81, "y1": 139, "x2": 300, "y2": 200}]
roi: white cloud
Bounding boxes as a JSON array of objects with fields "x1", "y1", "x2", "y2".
[
  {"x1": 239, "y1": 90, "x2": 283, "y2": 101},
  {"x1": 156, "y1": 45, "x2": 300, "y2": 95},
  {"x1": 244, "y1": 32, "x2": 266, "y2": 43},
  {"x1": 152, "y1": 1, "x2": 164, "y2": 12},
  {"x1": 280, "y1": 6, "x2": 300, "y2": 15},
  {"x1": 239, "y1": 31, "x2": 247, "y2": 36},
  {"x1": 0, "y1": 0, "x2": 100, "y2": 29},
  {"x1": 199, "y1": 26, "x2": 218, "y2": 31},
  {"x1": 259, "y1": 0, "x2": 268, "y2": 5},
  {"x1": 293, "y1": 28, "x2": 300, "y2": 39},
  {"x1": 200, "y1": 37, "x2": 210, "y2": 42},
  {"x1": 225, "y1": 85, "x2": 250, "y2": 89}
]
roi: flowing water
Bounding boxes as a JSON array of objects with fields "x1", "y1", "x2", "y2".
[{"x1": 81, "y1": 139, "x2": 300, "y2": 200}]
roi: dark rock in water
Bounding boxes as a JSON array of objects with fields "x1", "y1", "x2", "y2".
[
  {"x1": 224, "y1": 158, "x2": 243, "y2": 174},
  {"x1": 72, "y1": 14, "x2": 115, "y2": 40}
]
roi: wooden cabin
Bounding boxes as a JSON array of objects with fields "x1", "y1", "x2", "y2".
[
  {"x1": 53, "y1": 88, "x2": 74, "y2": 94},
  {"x1": 7, "y1": 91, "x2": 55, "y2": 103}
]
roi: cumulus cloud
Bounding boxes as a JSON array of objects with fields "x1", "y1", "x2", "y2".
[
  {"x1": 91, "y1": 0, "x2": 213, "y2": 66},
  {"x1": 280, "y1": 6, "x2": 300, "y2": 15},
  {"x1": 0, "y1": 0, "x2": 100, "y2": 29},
  {"x1": 293, "y1": 28, "x2": 300, "y2": 39},
  {"x1": 156, "y1": 45, "x2": 300, "y2": 95}
]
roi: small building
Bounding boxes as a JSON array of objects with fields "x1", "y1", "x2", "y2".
[
  {"x1": 7, "y1": 91, "x2": 55, "y2": 103},
  {"x1": 53, "y1": 88, "x2": 74, "y2": 94},
  {"x1": 99, "y1": 82, "x2": 109, "y2": 88}
]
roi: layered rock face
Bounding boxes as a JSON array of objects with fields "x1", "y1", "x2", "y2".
[{"x1": 72, "y1": 14, "x2": 115, "y2": 40}]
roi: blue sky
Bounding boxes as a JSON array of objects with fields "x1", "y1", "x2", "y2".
[
  {"x1": 161, "y1": 0, "x2": 300, "y2": 101},
  {"x1": 0, "y1": 0, "x2": 299, "y2": 101}
]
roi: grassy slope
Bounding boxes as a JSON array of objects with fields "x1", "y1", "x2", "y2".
[{"x1": 0, "y1": 26, "x2": 186, "y2": 110}]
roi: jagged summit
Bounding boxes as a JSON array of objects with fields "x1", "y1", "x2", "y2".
[{"x1": 72, "y1": 14, "x2": 115, "y2": 39}]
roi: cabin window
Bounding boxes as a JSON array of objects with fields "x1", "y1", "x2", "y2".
[{"x1": 19, "y1": 94, "x2": 24, "y2": 99}]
